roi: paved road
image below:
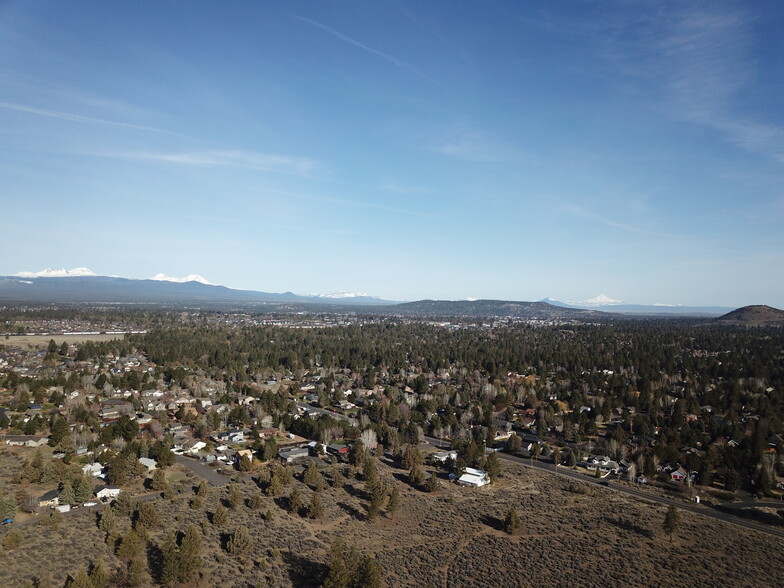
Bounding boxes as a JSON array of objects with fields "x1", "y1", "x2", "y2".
[
  {"x1": 297, "y1": 402, "x2": 352, "y2": 421},
  {"x1": 423, "y1": 436, "x2": 784, "y2": 541},
  {"x1": 175, "y1": 455, "x2": 230, "y2": 486}
]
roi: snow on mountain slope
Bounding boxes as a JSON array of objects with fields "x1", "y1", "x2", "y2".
[
  {"x1": 150, "y1": 273, "x2": 213, "y2": 285},
  {"x1": 14, "y1": 267, "x2": 98, "y2": 278}
]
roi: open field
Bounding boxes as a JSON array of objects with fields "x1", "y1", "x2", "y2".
[
  {"x1": 2, "y1": 333, "x2": 126, "y2": 349},
  {"x1": 0, "y1": 454, "x2": 782, "y2": 588}
]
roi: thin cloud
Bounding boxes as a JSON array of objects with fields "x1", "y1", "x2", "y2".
[
  {"x1": 433, "y1": 129, "x2": 519, "y2": 163},
  {"x1": 562, "y1": 202, "x2": 676, "y2": 238},
  {"x1": 0, "y1": 101, "x2": 174, "y2": 135},
  {"x1": 290, "y1": 14, "x2": 431, "y2": 80},
  {"x1": 606, "y1": 5, "x2": 783, "y2": 163},
  {"x1": 524, "y1": 5, "x2": 784, "y2": 163},
  {"x1": 100, "y1": 150, "x2": 317, "y2": 176}
]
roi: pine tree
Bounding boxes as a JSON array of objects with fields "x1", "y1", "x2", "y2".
[
  {"x1": 303, "y1": 461, "x2": 320, "y2": 486},
  {"x1": 356, "y1": 554, "x2": 384, "y2": 588},
  {"x1": 74, "y1": 475, "x2": 93, "y2": 503},
  {"x1": 116, "y1": 529, "x2": 145, "y2": 561},
  {"x1": 367, "y1": 484, "x2": 384, "y2": 522},
  {"x1": 386, "y1": 485, "x2": 400, "y2": 519},
  {"x1": 663, "y1": 505, "x2": 680, "y2": 542},
  {"x1": 59, "y1": 480, "x2": 75, "y2": 506},
  {"x1": 151, "y1": 469, "x2": 168, "y2": 492},
  {"x1": 160, "y1": 531, "x2": 181, "y2": 587},
  {"x1": 408, "y1": 465, "x2": 424, "y2": 488},
  {"x1": 485, "y1": 452, "x2": 501, "y2": 481},
  {"x1": 332, "y1": 466, "x2": 345, "y2": 489},
  {"x1": 266, "y1": 472, "x2": 283, "y2": 497},
  {"x1": 65, "y1": 569, "x2": 92, "y2": 588},
  {"x1": 133, "y1": 502, "x2": 159, "y2": 530},
  {"x1": 308, "y1": 492, "x2": 324, "y2": 519},
  {"x1": 179, "y1": 524, "x2": 202, "y2": 582},
  {"x1": 323, "y1": 541, "x2": 352, "y2": 588},
  {"x1": 289, "y1": 488, "x2": 303, "y2": 515},
  {"x1": 127, "y1": 555, "x2": 150, "y2": 588},
  {"x1": 425, "y1": 473, "x2": 440, "y2": 493},
  {"x1": 99, "y1": 507, "x2": 116, "y2": 535},
  {"x1": 89, "y1": 560, "x2": 109, "y2": 588}
]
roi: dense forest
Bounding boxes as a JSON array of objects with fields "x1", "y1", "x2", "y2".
[{"x1": 3, "y1": 311, "x2": 783, "y2": 495}]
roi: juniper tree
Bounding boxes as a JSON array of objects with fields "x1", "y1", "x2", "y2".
[
  {"x1": 663, "y1": 505, "x2": 680, "y2": 542},
  {"x1": 504, "y1": 508, "x2": 521, "y2": 534},
  {"x1": 212, "y1": 504, "x2": 228, "y2": 526},
  {"x1": 179, "y1": 524, "x2": 202, "y2": 582},
  {"x1": 160, "y1": 531, "x2": 182, "y2": 587},
  {"x1": 308, "y1": 491, "x2": 325, "y2": 519},
  {"x1": 303, "y1": 461, "x2": 320, "y2": 486},
  {"x1": 227, "y1": 526, "x2": 252, "y2": 556},
  {"x1": 228, "y1": 484, "x2": 242, "y2": 509},
  {"x1": 249, "y1": 493, "x2": 264, "y2": 510},
  {"x1": 386, "y1": 484, "x2": 400, "y2": 519},
  {"x1": 89, "y1": 560, "x2": 109, "y2": 588},
  {"x1": 289, "y1": 488, "x2": 303, "y2": 515}
]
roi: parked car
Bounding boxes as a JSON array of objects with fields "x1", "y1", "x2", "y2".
[{"x1": 83, "y1": 501, "x2": 97, "y2": 507}]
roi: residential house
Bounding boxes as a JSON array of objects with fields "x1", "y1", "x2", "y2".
[
  {"x1": 5, "y1": 435, "x2": 48, "y2": 447},
  {"x1": 212, "y1": 430, "x2": 245, "y2": 444},
  {"x1": 279, "y1": 447, "x2": 309, "y2": 463},
  {"x1": 95, "y1": 486, "x2": 122, "y2": 501},
  {"x1": 457, "y1": 467, "x2": 490, "y2": 488},
  {"x1": 586, "y1": 455, "x2": 620, "y2": 474},
  {"x1": 39, "y1": 489, "x2": 60, "y2": 507},
  {"x1": 82, "y1": 462, "x2": 104, "y2": 477},
  {"x1": 183, "y1": 440, "x2": 207, "y2": 455},
  {"x1": 327, "y1": 443, "x2": 348, "y2": 457},
  {"x1": 432, "y1": 450, "x2": 458, "y2": 464}
]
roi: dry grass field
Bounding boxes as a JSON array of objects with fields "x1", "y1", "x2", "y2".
[{"x1": 0, "y1": 454, "x2": 782, "y2": 588}]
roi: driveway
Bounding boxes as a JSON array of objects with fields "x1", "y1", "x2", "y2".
[{"x1": 175, "y1": 455, "x2": 230, "y2": 486}]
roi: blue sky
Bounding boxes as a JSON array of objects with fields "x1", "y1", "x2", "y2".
[{"x1": 2, "y1": 1, "x2": 783, "y2": 307}]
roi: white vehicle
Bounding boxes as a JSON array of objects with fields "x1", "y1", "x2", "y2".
[{"x1": 83, "y1": 502, "x2": 98, "y2": 507}]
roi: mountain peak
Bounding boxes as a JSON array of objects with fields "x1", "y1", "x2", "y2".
[
  {"x1": 580, "y1": 294, "x2": 624, "y2": 306},
  {"x1": 150, "y1": 273, "x2": 213, "y2": 285},
  {"x1": 14, "y1": 267, "x2": 98, "y2": 278}
]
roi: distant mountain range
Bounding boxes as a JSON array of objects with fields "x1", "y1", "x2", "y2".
[
  {"x1": 368, "y1": 299, "x2": 603, "y2": 320},
  {"x1": 538, "y1": 297, "x2": 735, "y2": 317},
  {"x1": 0, "y1": 275, "x2": 392, "y2": 306},
  {"x1": 2, "y1": 271, "x2": 770, "y2": 321}
]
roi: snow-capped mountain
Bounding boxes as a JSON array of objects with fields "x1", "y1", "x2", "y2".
[
  {"x1": 578, "y1": 294, "x2": 624, "y2": 306},
  {"x1": 309, "y1": 291, "x2": 376, "y2": 300},
  {"x1": 14, "y1": 267, "x2": 98, "y2": 278},
  {"x1": 150, "y1": 273, "x2": 213, "y2": 285}
]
